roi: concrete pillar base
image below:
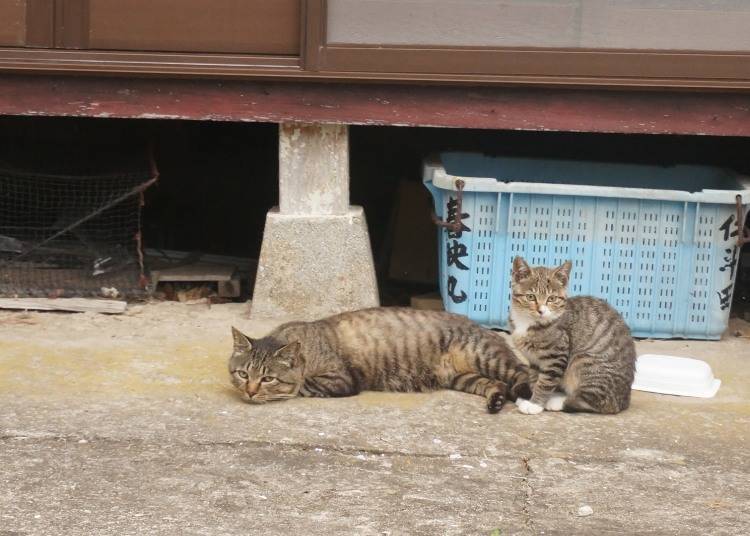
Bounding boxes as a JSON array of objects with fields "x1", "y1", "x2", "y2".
[{"x1": 250, "y1": 206, "x2": 379, "y2": 320}]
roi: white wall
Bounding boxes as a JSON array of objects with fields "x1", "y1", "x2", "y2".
[{"x1": 327, "y1": 0, "x2": 750, "y2": 51}]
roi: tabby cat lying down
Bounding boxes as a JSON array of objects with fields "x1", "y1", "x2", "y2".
[{"x1": 229, "y1": 307, "x2": 531, "y2": 413}]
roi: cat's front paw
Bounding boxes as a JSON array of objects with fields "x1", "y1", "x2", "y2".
[
  {"x1": 544, "y1": 394, "x2": 566, "y2": 412},
  {"x1": 516, "y1": 398, "x2": 544, "y2": 415}
]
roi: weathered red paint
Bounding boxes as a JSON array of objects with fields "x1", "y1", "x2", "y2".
[{"x1": 1, "y1": 74, "x2": 749, "y2": 136}]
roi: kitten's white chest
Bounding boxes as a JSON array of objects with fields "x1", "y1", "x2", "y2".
[
  {"x1": 509, "y1": 312, "x2": 537, "y2": 366},
  {"x1": 511, "y1": 315, "x2": 533, "y2": 337}
]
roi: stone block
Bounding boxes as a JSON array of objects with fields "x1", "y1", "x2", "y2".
[{"x1": 251, "y1": 206, "x2": 379, "y2": 319}]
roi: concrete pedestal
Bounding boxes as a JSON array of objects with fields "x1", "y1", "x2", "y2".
[
  {"x1": 251, "y1": 207, "x2": 378, "y2": 319},
  {"x1": 250, "y1": 123, "x2": 379, "y2": 320}
]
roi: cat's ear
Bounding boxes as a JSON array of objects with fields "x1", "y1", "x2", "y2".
[
  {"x1": 512, "y1": 256, "x2": 531, "y2": 283},
  {"x1": 231, "y1": 326, "x2": 253, "y2": 352},
  {"x1": 274, "y1": 341, "x2": 305, "y2": 369},
  {"x1": 553, "y1": 260, "x2": 572, "y2": 286}
]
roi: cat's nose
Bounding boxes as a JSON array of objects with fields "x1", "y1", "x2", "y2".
[{"x1": 245, "y1": 382, "x2": 260, "y2": 396}]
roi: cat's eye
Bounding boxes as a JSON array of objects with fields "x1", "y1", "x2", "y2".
[
  {"x1": 236, "y1": 371, "x2": 248, "y2": 379},
  {"x1": 547, "y1": 296, "x2": 558, "y2": 303},
  {"x1": 260, "y1": 376, "x2": 275, "y2": 383},
  {"x1": 525, "y1": 294, "x2": 536, "y2": 301}
]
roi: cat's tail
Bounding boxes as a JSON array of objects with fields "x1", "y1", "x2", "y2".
[
  {"x1": 479, "y1": 339, "x2": 533, "y2": 402},
  {"x1": 506, "y1": 366, "x2": 532, "y2": 402},
  {"x1": 562, "y1": 388, "x2": 631, "y2": 414}
]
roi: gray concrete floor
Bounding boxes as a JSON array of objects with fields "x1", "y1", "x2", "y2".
[{"x1": 1, "y1": 302, "x2": 749, "y2": 535}]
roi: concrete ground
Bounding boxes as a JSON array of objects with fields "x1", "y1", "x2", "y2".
[{"x1": 1, "y1": 302, "x2": 748, "y2": 536}]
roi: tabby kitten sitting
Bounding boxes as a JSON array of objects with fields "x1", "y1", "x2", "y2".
[
  {"x1": 229, "y1": 307, "x2": 531, "y2": 414},
  {"x1": 509, "y1": 257, "x2": 636, "y2": 414}
]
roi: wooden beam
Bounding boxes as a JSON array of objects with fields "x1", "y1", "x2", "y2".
[
  {"x1": 151, "y1": 263, "x2": 236, "y2": 283},
  {"x1": 0, "y1": 74, "x2": 750, "y2": 136},
  {"x1": 0, "y1": 298, "x2": 127, "y2": 314}
]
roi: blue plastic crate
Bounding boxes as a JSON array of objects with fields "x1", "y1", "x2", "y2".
[{"x1": 424, "y1": 152, "x2": 750, "y2": 340}]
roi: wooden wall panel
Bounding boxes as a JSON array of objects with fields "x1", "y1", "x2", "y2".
[
  {"x1": 55, "y1": 0, "x2": 89, "y2": 48},
  {"x1": 25, "y1": 0, "x2": 54, "y2": 47},
  {"x1": 87, "y1": 0, "x2": 300, "y2": 55},
  {"x1": 0, "y1": 0, "x2": 26, "y2": 46}
]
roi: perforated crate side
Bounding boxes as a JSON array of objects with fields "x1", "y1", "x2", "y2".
[{"x1": 429, "y1": 180, "x2": 744, "y2": 339}]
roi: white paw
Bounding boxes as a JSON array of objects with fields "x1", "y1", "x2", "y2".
[
  {"x1": 545, "y1": 394, "x2": 566, "y2": 412},
  {"x1": 516, "y1": 398, "x2": 544, "y2": 415}
]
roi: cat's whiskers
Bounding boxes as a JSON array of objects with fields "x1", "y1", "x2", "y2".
[
  {"x1": 248, "y1": 393, "x2": 297, "y2": 404},
  {"x1": 263, "y1": 393, "x2": 297, "y2": 402}
]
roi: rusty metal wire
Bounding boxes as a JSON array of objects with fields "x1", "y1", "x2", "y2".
[{"x1": 0, "y1": 151, "x2": 157, "y2": 299}]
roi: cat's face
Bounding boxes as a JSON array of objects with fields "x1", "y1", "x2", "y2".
[
  {"x1": 228, "y1": 327, "x2": 305, "y2": 404},
  {"x1": 510, "y1": 256, "x2": 572, "y2": 324}
]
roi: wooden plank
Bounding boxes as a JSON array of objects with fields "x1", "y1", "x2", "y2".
[
  {"x1": 151, "y1": 262, "x2": 236, "y2": 283},
  {"x1": 88, "y1": 0, "x2": 300, "y2": 55},
  {"x1": 25, "y1": 0, "x2": 54, "y2": 48},
  {"x1": 0, "y1": 46, "x2": 749, "y2": 89},
  {"x1": 323, "y1": 45, "x2": 750, "y2": 81},
  {"x1": 410, "y1": 292, "x2": 444, "y2": 312},
  {"x1": 0, "y1": 0, "x2": 26, "y2": 46},
  {"x1": 0, "y1": 298, "x2": 127, "y2": 313},
  {"x1": 145, "y1": 249, "x2": 255, "y2": 270},
  {"x1": 1, "y1": 76, "x2": 750, "y2": 136},
  {"x1": 301, "y1": 0, "x2": 326, "y2": 71},
  {"x1": 54, "y1": 0, "x2": 88, "y2": 48},
  {"x1": 388, "y1": 180, "x2": 438, "y2": 285}
]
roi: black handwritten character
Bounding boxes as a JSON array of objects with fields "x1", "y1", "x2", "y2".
[
  {"x1": 446, "y1": 197, "x2": 471, "y2": 239},
  {"x1": 447, "y1": 276, "x2": 467, "y2": 304},
  {"x1": 720, "y1": 246, "x2": 738, "y2": 279},
  {"x1": 719, "y1": 214, "x2": 738, "y2": 242},
  {"x1": 717, "y1": 284, "x2": 733, "y2": 311},
  {"x1": 447, "y1": 240, "x2": 469, "y2": 270}
]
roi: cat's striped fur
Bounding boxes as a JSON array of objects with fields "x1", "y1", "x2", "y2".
[
  {"x1": 510, "y1": 257, "x2": 636, "y2": 414},
  {"x1": 229, "y1": 307, "x2": 532, "y2": 413}
]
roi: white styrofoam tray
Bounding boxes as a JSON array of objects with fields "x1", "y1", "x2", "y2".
[{"x1": 632, "y1": 354, "x2": 721, "y2": 398}]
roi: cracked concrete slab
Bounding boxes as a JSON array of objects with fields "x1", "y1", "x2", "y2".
[
  {"x1": 0, "y1": 439, "x2": 528, "y2": 536},
  {"x1": 526, "y1": 457, "x2": 748, "y2": 536},
  {"x1": 1, "y1": 303, "x2": 749, "y2": 535}
]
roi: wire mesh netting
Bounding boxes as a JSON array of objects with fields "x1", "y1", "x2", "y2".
[{"x1": 0, "y1": 153, "x2": 156, "y2": 299}]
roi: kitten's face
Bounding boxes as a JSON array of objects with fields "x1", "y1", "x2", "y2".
[
  {"x1": 228, "y1": 327, "x2": 305, "y2": 404},
  {"x1": 511, "y1": 257, "x2": 572, "y2": 324}
]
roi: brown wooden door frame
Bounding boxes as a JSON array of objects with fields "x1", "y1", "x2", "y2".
[
  {"x1": 311, "y1": 0, "x2": 750, "y2": 90},
  {"x1": 301, "y1": 0, "x2": 325, "y2": 71},
  {"x1": 319, "y1": 45, "x2": 750, "y2": 90},
  {"x1": 0, "y1": 0, "x2": 305, "y2": 76},
  {"x1": 0, "y1": 0, "x2": 749, "y2": 89}
]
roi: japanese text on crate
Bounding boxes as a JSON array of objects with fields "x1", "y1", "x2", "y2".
[
  {"x1": 446, "y1": 196, "x2": 471, "y2": 304},
  {"x1": 718, "y1": 213, "x2": 739, "y2": 310}
]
